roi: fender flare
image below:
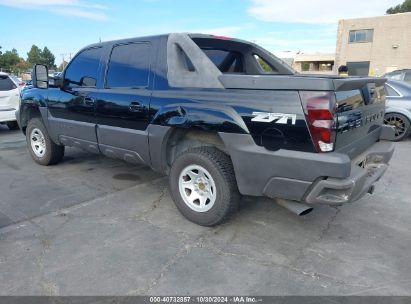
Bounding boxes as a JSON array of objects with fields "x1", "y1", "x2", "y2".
[{"x1": 19, "y1": 89, "x2": 48, "y2": 130}]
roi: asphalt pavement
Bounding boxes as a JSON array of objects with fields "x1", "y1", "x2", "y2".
[{"x1": 1, "y1": 125, "x2": 410, "y2": 295}]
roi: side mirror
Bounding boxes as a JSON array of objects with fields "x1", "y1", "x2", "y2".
[
  {"x1": 80, "y1": 76, "x2": 96, "y2": 87},
  {"x1": 31, "y1": 64, "x2": 49, "y2": 89}
]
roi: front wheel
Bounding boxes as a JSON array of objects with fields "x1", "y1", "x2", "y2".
[
  {"x1": 169, "y1": 147, "x2": 240, "y2": 226},
  {"x1": 384, "y1": 113, "x2": 411, "y2": 141},
  {"x1": 26, "y1": 118, "x2": 65, "y2": 165}
]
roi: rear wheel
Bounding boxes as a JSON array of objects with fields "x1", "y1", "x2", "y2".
[
  {"x1": 169, "y1": 147, "x2": 239, "y2": 226},
  {"x1": 26, "y1": 118, "x2": 65, "y2": 165},
  {"x1": 384, "y1": 113, "x2": 411, "y2": 141},
  {"x1": 6, "y1": 121, "x2": 19, "y2": 130}
]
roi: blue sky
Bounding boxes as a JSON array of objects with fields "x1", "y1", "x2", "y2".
[{"x1": 0, "y1": 0, "x2": 400, "y2": 64}]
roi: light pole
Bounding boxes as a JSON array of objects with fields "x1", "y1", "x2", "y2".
[{"x1": 60, "y1": 54, "x2": 65, "y2": 71}]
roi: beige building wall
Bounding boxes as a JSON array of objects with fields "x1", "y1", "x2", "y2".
[
  {"x1": 292, "y1": 53, "x2": 335, "y2": 74},
  {"x1": 335, "y1": 12, "x2": 411, "y2": 76}
]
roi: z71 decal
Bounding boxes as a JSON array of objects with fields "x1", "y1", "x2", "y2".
[{"x1": 251, "y1": 112, "x2": 297, "y2": 125}]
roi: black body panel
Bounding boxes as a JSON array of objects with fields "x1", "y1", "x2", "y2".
[
  {"x1": 47, "y1": 88, "x2": 99, "y2": 143},
  {"x1": 19, "y1": 33, "x2": 389, "y2": 161},
  {"x1": 149, "y1": 88, "x2": 314, "y2": 152},
  {"x1": 94, "y1": 89, "x2": 151, "y2": 164},
  {"x1": 18, "y1": 33, "x2": 392, "y2": 203},
  {"x1": 334, "y1": 85, "x2": 386, "y2": 158}
]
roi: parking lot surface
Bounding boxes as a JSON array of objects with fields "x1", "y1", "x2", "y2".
[{"x1": 1, "y1": 125, "x2": 411, "y2": 295}]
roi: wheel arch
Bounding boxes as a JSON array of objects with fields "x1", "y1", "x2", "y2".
[
  {"x1": 385, "y1": 108, "x2": 411, "y2": 123},
  {"x1": 384, "y1": 110, "x2": 411, "y2": 140},
  {"x1": 20, "y1": 90, "x2": 48, "y2": 135},
  {"x1": 20, "y1": 106, "x2": 45, "y2": 135},
  {"x1": 149, "y1": 103, "x2": 249, "y2": 174},
  {"x1": 152, "y1": 126, "x2": 230, "y2": 175}
]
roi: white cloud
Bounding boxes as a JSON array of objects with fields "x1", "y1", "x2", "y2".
[
  {"x1": 49, "y1": 7, "x2": 108, "y2": 21},
  {"x1": 248, "y1": 0, "x2": 400, "y2": 23},
  {"x1": 0, "y1": 0, "x2": 108, "y2": 20}
]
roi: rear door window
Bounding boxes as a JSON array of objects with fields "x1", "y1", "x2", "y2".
[
  {"x1": 106, "y1": 42, "x2": 151, "y2": 88},
  {"x1": 0, "y1": 76, "x2": 17, "y2": 91},
  {"x1": 64, "y1": 47, "x2": 103, "y2": 88}
]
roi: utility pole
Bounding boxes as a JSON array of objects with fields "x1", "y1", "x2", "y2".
[
  {"x1": 60, "y1": 54, "x2": 65, "y2": 71},
  {"x1": 59, "y1": 53, "x2": 73, "y2": 71}
]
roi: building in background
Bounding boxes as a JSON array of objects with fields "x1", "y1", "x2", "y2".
[
  {"x1": 279, "y1": 57, "x2": 294, "y2": 68},
  {"x1": 292, "y1": 53, "x2": 335, "y2": 74},
  {"x1": 335, "y1": 12, "x2": 411, "y2": 76}
]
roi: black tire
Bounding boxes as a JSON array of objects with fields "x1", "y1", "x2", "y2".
[
  {"x1": 26, "y1": 117, "x2": 65, "y2": 165},
  {"x1": 169, "y1": 146, "x2": 240, "y2": 226},
  {"x1": 384, "y1": 113, "x2": 411, "y2": 141},
  {"x1": 6, "y1": 121, "x2": 19, "y2": 130}
]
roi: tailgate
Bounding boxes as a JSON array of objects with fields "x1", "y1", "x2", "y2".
[{"x1": 333, "y1": 77, "x2": 387, "y2": 158}]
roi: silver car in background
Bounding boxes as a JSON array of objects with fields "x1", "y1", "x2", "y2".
[
  {"x1": 384, "y1": 69, "x2": 411, "y2": 85},
  {"x1": 384, "y1": 80, "x2": 411, "y2": 141}
]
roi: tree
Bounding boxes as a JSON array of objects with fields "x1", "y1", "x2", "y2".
[
  {"x1": 0, "y1": 45, "x2": 56, "y2": 73},
  {"x1": 13, "y1": 58, "x2": 31, "y2": 72},
  {"x1": 27, "y1": 45, "x2": 56, "y2": 69},
  {"x1": 27, "y1": 45, "x2": 42, "y2": 66},
  {"x1": 41, "y1": 47, "x2": 56, "y2": 69},
  {"x1": 0, "y1": 49, "x2": 20, "y2": 71},
  {"x1": 387, "y1": 0, "x2": 411, "y2": 14},
  {"x1": 58, "y1": 60, "x2": 68, "y2": 71},
  {"x1": 0, "y1": 48, "x2": 31, "y2": 73}
]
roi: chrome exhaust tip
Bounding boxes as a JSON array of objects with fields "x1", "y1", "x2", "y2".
[{"x1": 276, "y1": 199, "x2": 313, "y2": 216}]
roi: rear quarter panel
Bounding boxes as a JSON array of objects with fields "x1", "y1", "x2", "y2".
[{"x1": 149, "y1": 88, "x2": 314, "y2": 152}]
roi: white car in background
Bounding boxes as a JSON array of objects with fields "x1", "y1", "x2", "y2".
[
  {"x1": 9, "y1": 74, "x2": 27, "y2": 88},
  {"x1": 0, "y1": 72, "x2": 20, "y2": 130}
]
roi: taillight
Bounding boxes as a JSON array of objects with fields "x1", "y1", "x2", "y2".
[{"x1": 300, "y1": 91, "x2": 337, "y2": 152}]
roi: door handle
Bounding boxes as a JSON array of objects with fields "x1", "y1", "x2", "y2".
[
  {"x1": 129, "y1": 102, "x2": 143, "y2": 112},
  {"x1": 76, "y1": 92, "x2": 95, "y2": 104}
]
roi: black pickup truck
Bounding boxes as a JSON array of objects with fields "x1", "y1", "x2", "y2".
[{"x1": 17, "y1": 33, "x2": 395, "y2": 226}]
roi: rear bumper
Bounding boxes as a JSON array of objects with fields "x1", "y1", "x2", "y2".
[
  {"x1": 219, "y1": 126, "x2": 394, "y2": 205},
  {"x1": 304, "y1": 140, "x2": 393, "y2": 205},
  {"x1": 0, "y1": 108, "x2": 17, "y2": 123}
]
